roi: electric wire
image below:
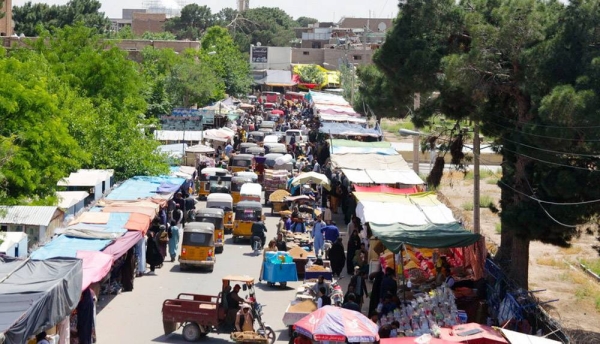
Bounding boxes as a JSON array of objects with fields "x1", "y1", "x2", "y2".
[
  {"x1": 485, "y1": 112, "x2": 600, "y2": 129},
  {"x1": 499, "y1": 137, "x2": 600, "y2": 158},
  {"x1": 497, "y1": 180, "x2": 600, "y2": 205},
  {"x1": 524, "y1": 178, "x2": 579, "y2": 228},
  {"x1": 488, "y1": 121, "x2": 600, "y2": 142},
  {"x1": 500, "y1": 146, "x2": 600, "y2": 172}
]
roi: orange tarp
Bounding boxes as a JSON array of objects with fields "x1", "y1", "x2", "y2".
[
  {"x1": 102, "y1": 206, "x2": 157, "y2": 218},
  {"x1": 70, "y1": 212, "x2": 110, "y2": 225},
  {"x1": 124, "y1": 212, "x2": 152, "y2": 234}
]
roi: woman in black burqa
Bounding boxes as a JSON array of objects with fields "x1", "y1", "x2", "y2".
[
  {"x1": 346, "y1": 230, "x2": 361, "y2": 274},
  {"x1": 145, "y1": 231, "x2": 164, "y2": 275}
]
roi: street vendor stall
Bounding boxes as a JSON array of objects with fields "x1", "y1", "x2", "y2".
[
  {"x1": 282, "y1": 300, "x2": 317, "y2": 336},
  {"x1": 294, "y1": 306, "x2": 380, "y2": 343},
  {"x1": 268, "y1": 189, "x2": 290, "y2": 215},
  {"x1": 261, "y1": 251, "x2": 298, "y2": 287}
]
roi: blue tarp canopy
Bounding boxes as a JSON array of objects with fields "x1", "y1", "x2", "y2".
[
  {"x1": 319, "y1": 122, "x2": 382, "y2": 138},
  {"x1": 30, "y1": 235, "x2": 115, "y2": 260},
  {"x1": 67, "y1": 211, "x2": 130, "y2": 234},
  {"x1": 106, "y1": 176, "x2": 186, "y2": 200}
]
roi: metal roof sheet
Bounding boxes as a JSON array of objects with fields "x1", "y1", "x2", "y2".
[
  {"x1": 57, "y1": 170, "x2": 111, "y2": 187},
  {"x1": 0, "y1": 206, "x2": 61, "y2": 226},
  {"x1": 56, "y1": 191, "x2": 90, "y2": 209}
]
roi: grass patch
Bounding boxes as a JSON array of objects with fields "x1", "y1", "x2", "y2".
[
  {"x1": 536, "y1": 255, "x2": 565, "y2": 268},
  {"x1": 560, "y1": 245, "x2": 583, "y2": 256},
  {"x1": 486, "y1": 178, "x2": 499, "y2": 185},
  {"x1": 581, "y1": 258, "x2": 600, "y2": 276},
  {"x1": 495, "y1": 223, "x2": 501, "y2": 234},
  {"x1": 463, "y1": 169, "x2": 499, "y2": 180},
  {"x1": 380, "y1": 120, "x2": 415, "y2": 134},
  {"x1": 462, "y1": 201, "x2": 474, "y2": 211}
]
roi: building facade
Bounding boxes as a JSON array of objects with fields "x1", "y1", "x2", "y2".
[
  {"x1": 0, "y1": 0, "x2": 13, "y2": 37},
  {"x1": 132, "y1": 12, "x2": 167, "y2": 36}
]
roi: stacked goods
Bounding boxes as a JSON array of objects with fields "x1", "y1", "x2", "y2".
[
  {"x1": 288, "y1": 300, "x2": 317, "y2": 313},
  {"x1": 288, "y1": 246, "x2": 312, "y2": 259},
  {"x1": 306, "y1": 265, "x2": 328, "y2": 272},
  {"x1": 230, "y1": 331, "x2": 268, "y2": 343},
  {"x1": 264, "y1": 169, "x2": 288, "y2": 191},
  {"x1": 269, "y1": 189, "x2": 290, "y2": 202}
]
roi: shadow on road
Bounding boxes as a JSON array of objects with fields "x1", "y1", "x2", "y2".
[
  {"x1": 254, "y1": 281, "x2": 294, "y2": 292},
  {"x1": 152, "y1": 333, "x2": 232, "y2": 343},
  {"x1": 168, "y1": 264, "x2": 213, "y2": 274}
]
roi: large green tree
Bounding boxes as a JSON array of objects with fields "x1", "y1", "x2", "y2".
[
  {"x1": 354, "y1": 64, "x2": 405, "y2": 119},
  {"x1": 165, "y1": 4, "x2": 215, "y2": 40},
  {"x1": 13, "y1": 0, "x2": 110, "y2": 36},
  {"x1": 376, "y1": 0, "x2": 600, "y2": 288},
  {"x1": 296, "y1": 16, "x2": 318, "y2": 28},
  {"x1": 0, "y1": 53, "x2": 88, "y2": 204},
  {"x1": 200, "y1": 26, "x2": 251, "y2": 96},
  {"x1": 229, "y1": 7, "x2": 297, "y2": 52}
]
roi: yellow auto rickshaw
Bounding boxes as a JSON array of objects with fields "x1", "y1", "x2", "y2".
[
  {"x1": 247, "y1": 131, "x2": 265, "y2": 146},
  {"x1": 239, "y1": 142, "x2": 257, "y2": 154},
  {"x1": 229, "y1": 154, "x2": 254, "y2": 173},
  {"x1": 179, "y1": 222, "x2": 216, "y2": 272},
  {"x1": 231, "y1": 176, "x2": 249, "y2": 206},
  {"x1": 206, "y1": 193, "x2": 234, "y2": 234},
  {"x1": 240, "y1": 183, "x2": 262, "y2": 203},
  {"x1": 199, "y1": 167, "x2": 229, "y2": 199},
  {"x1": 232, "y1": 200, "x2": 263, "y2": 243},
  {"x1": 209, "y1": 175, "x2": 232, "y2": 194},
  {"x1": 192, "y1": 208, "x2": 225, "y2": 254}
]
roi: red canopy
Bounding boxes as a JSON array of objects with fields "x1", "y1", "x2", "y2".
[
  {"x1": 77, "y1": 251, "x2": 113, "y2": 291},
  {"x1": 353, "y1": 185, "x2": 418, "y2": 194},
  {"x1": 294, "y1": 306, "x2": 379, "y2": 342},
  {"x1": 271, "y1": 109, "x2": 284, "y2": 115},
  {"x1": 381, "y1": 337, "x2": 457, "y2": 344}
]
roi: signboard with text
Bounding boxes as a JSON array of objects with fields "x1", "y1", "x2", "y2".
[{"x1": 251, "y1": 47, "x2": 268, "y2": 63}]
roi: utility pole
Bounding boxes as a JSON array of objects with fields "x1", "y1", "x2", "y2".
[
  {"x1": 473, "y1": 121, "x2": 481, "y2": 234},
  {"x1": 413, "y1": 93, "x2": 420, "y2": 173}
]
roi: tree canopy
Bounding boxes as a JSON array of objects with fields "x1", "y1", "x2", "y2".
[
  {"x1": 296, "y1": 16, "x2": 318, "y2": 28},
  {"x1": 0, "y1": 25, "x2": 169, "y2": 204},
  {"x1": 375, "y1": 0, "x2": 600, "y2": 287},
  {"x1": 13, "y1": 0, "x2": 110, "y2": 36},
  {"x1": 164, "y1": 4, "x2": 215, "y2": 40}
]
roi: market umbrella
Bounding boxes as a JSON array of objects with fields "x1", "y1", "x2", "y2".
[
  {"x1": 291, "y1": 172, "x2": 331, "y2": 190},
  {"x1": 294, "y1": 306, "x2": 380, "y2": 342},
  {"x1": 381, "y1": 337, "x2": 457, "y2": 344},
  {"x1": 271, "y1": 109, "x2": 284, "y2": 115}
]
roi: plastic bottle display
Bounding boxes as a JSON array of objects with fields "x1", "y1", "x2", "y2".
[{"x1": 376, "y1": 283, "x2": 463, "y2": 338}]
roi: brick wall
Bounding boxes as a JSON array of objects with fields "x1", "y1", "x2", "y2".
[
  {"x1": 132, "y1": 12, "x2": 167, "y2": 36},
  {"x1": 0, "y1": 0, "x2": 13, "y2": 37}
]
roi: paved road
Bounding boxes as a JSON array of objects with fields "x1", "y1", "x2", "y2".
[{"x1": 96, "y1": 198, "x2": 317, "y2": 344}]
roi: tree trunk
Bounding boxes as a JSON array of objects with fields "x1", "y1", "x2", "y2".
[{"x1": 509, "y1": 235, "x2": 530, "y2": 288}]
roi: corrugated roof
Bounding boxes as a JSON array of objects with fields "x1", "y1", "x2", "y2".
[
  {"x1": 0, "y1": 206, "x2": 62, "y2": 226},
  {"x1": 57, "y1": 170, "x2": 108, "y2": 187},
  {"x1": 154, "y1": 130, "x2": 203, "y2": 141},
  {"x1": 56, "y1": 191, "x2": 90, "y2": 209}
]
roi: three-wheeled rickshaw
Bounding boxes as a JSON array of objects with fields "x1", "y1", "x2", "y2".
[
  {"x1": 199, "y1": 167, "x2": 229, "y2": 199},
  {"x1": 247, "y1": 146, "x2": 266, "y2": 156},
  {"x1": 239, "y1": 142, "x2": 257, "y2": 154},
  {"x1": 161, "y1": 275, "x2": 275, "y2": 343},
  {"x1": 232, "y1": 201, "x2": 263, "y2": 243},
  {"x1": 240, "y1": 183, "x2": 262, "y2": 203},
  {"x1": 209, "y1": 175, "x2": 232, "y2": 194},
  {"x1": 192, "y1": 208, "x2": 225, "y2": 254},
  {"x1": 247, "y1": 131, "x2": 265, "y2": 146},
  {"x1": 179, "y1": 222, "x2": 216, "y2": 272},
  {"x1": 264, "y1": 143, "x2": 286, "y2": 154},
  {"x1": 206, "y1": 193, "x2": 234, "y2": 234},
  {"x1": 229, "y1": 154, "x2": 254, "y2": 173}
]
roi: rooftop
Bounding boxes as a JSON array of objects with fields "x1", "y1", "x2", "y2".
[{"x1": 0, "y1": 206, "x2": 61, "y2": 226}]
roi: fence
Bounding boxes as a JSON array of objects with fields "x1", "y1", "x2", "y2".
[{"x1": 484, "y1": 258, "x2": 570, "y2": 343}]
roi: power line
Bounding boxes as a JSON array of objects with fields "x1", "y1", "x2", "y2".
[
  {"x1": 497, "y1": 180, "x2": 600, "y2": 205},
  {"x1": 486, "y1": 112, "x2": 600, "y2": 129},
  {"x1": 500, "y1": 146, "x2": 600, "y2": 172},
  {"x1": 488, "y1": 122, "x2": 600, "y2": 142},
  {"x1": 525, "y1": 178, "x2": 579, "y2": 228},
  {"x1": 500, "y1": 137, "x2": 600, "y2": 158}
]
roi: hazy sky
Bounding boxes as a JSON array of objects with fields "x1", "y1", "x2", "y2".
[{"x1": 12, "y1": 0, "x2": 400, "y2": 21}]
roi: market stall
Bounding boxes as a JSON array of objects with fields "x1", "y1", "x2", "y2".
[
  {"x1": 294, "y1": 305, "x2": 380, "y2": 342},
  {"x1": 261, "y1": 251, "x2": 298, "y2": 287}
]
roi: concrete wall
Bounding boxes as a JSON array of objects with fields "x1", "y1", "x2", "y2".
[
  {"x1": 0, "y1": 0, "x2": 13, "y2": 37},
  {"x1": 250, "y1": 46, "x2": 292, "y2": 70},
  {"x1": 291, "y1": 48, "x2": 374, "y2": 68}
]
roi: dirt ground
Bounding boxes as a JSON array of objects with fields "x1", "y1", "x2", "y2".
[{"x1": 438, "y1": 170, "x2": 600, "y2": 339}]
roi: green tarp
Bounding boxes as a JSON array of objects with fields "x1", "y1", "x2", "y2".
[
  {"x1": 370, "y1": 222, "x2": 481, "y2": 252},
  {"x1": 330, "y1": 139, "x2": 391, "y2": 148}
]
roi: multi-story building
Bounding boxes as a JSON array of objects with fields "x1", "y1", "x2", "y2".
[{"x1": 0, "y1": 0, "x2": 13, "y2": 37}]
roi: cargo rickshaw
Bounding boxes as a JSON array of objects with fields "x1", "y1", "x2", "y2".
[
  {"x1": 199, "y1": 167, "x2": 229, "y2": 199},
  {"x1": 192, "y1": 208, "x2": 225, "y2": 254},
  {"x1": 231, "y1": 176, "x2": 249, "y2": 206},
  {"x1": 239, "y1": 142, "x2": 257, "y2": 154},
  {"x1": 232, "y1": 201, "x2": 263, "y2": 243},
  {"x1": 247, "y1": 131, "x2": 265, "y2": 146},
  {"x1": 234, "y1": 171, "x2": 258, "y2": 182},
  {"x1": 240, "y1": 183, "x2": 262, "y2": 203},
  {"x1": 209, "y1": 175, "x2": 232, "y2": 194},
  {"x1": 179, "y1": 222, "x2": 216, "y2": 272},
  {"x1": 161, "y1": 275, "x2": 274, "y2": 343},
  {"x1": 206, "y1": 193, "x2": 234, "y2": 234},
  {"x1": 229, "y1": 154, "x2": 254, "y2": 173}
]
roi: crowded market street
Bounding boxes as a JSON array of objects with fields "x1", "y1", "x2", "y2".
[{"x1": 96, "y1": 198, "x2": 343, "y2": 344}]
